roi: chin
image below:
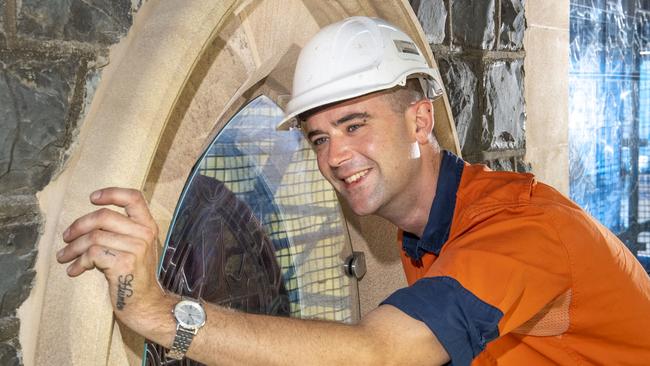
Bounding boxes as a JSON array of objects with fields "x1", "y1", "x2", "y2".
[
  {"x1": 348, "y1": 202, "x2": 379, "y2": 217},
  {"x1": 352, "y1": 209, "x2": 373, "y2": 217}
]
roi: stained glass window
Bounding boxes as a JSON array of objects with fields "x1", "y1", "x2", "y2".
[{"x1": 144, "y1": 95, "x2": 359, "y2": 365}]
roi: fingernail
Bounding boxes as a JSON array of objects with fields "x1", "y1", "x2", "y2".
[
  {"x1": 56, "y1": 249, "x2": 64, "y2": 259},
  {"x1": 66, "y1": 266, "x2": 72, "y2": 274},
  {"x1": 63, "y1": 228, "x2": 70, "y2": 239},
  {"x1": 91, "y1": 191, "x2": 102, "y2": 200}
]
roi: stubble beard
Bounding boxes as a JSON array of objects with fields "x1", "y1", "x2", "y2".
[{"x1": 344, "y1": 175, "x2": 387, "y2": 217}]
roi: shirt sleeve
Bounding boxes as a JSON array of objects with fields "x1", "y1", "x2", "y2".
[
  {"x1": 381, "y1": 208, "x2": 572, "y2": 365},
  {"x1": 381, "y1": 276, "x2": 502, "y2": 366}
]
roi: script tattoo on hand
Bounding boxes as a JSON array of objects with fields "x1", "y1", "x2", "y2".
[{"x1": 116, "y1": 274, "x2": 134, "y2": 310}]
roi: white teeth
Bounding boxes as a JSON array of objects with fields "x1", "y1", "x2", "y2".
[{"x1": 344, "y1": 170, "x2": 369, "y2": 184}]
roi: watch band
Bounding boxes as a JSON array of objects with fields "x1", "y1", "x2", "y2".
[
  {"x1": 168, "y1": 326, "x2": 197, "y2": 360},
  {"x1": 168, "y1": 297, "x2": 205, "y2": 361}
]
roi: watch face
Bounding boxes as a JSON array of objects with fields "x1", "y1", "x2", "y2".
[{"x1": 174, "y1": 300, "x2": 206, "y2": 329}]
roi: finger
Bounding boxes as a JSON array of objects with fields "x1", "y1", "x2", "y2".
[
  {"x1": 66, "y1": 245, "x2": 133, "y2": 277},
  {"x1": 58, "y1": 229, "x2": 147, "y2": 264},
  {"x1": 64, "y1": 207, "x2": 154, "y2": 244},
  {"x1": 89, "y1": 188, "x2": 155, "y2": 228}
]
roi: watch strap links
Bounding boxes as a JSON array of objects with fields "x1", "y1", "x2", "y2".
[{"x1": 168, "y1": 326, "x2": 197, "y2": 360}]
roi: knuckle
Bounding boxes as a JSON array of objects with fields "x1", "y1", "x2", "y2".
[
  {"x1": 141, "y1": 227, "x2": 156, "y2": 243},
  {"x1": 132, "y1": 239, "x2": 147, "y2": 256},
  {"x1": 88, "y1": 229, "x2": 103, "y2": 243},
  {"x1": 81, "y1": 257, "x2": 95, "y2": 270},
  {"x1": 92, "y1": 208, "x2": 110, "y2": 221},
  {"x1": 129, "y1": 189, "x2": 144, "y2": 202},
  {"x1": 88, "y1": 244, "x2": 103, "y2": 257}
]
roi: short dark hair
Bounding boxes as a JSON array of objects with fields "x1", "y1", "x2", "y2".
[
  {"x1": 383, "y1": 77, "x2": 440, "y2": 148},
  {"x1": 382, "y1": 78, "x2": 426, "y2": 116}
]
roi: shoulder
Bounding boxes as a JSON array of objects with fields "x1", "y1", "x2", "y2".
[
  {"x1": 457, "y1": 164, "x2": 536, "y2": 206},
  {"x1": 442, "y1": 165, "x2": 573, "y2": 277},
  {"x1": 454, "y1": 164, "x2": 581, "y2": 222}
]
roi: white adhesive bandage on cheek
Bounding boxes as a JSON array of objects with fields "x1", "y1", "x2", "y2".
[{"x1": 409, "y1": 141, "x2": 421, "y2": 159}]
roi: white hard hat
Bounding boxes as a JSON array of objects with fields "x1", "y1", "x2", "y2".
[{"x1": 277, "y1": 16, "x2": 444, "y2": 130}]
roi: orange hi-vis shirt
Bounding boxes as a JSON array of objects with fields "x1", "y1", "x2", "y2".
[{"x1": 381, "y1": 151, "x2": 650, "y2": 365}]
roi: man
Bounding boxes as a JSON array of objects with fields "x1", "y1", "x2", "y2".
[{"x1": 58, "y1": 17, "x2": 650, "y2": 365}]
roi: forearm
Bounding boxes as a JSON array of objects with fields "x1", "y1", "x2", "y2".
[
  {"x1": 144, "y1": 295, "x2": 385, "y2": 366},
  {"x1": 58, "y1": 188, "x2": 447, "y2": 365}
]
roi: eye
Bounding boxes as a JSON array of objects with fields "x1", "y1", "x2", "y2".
[
  {"x1": 347, "y1": 124, "x2": 362, "y2": 133},
  {"x1": 311, "y1": 136, "x2": 328, "y2": 146}
]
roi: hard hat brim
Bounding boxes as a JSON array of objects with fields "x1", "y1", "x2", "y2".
[{"x1": 276, "y1": 71, "x2": 443, "y2": 131}]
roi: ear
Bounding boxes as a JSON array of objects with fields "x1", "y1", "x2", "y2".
[{"x1": 412, "y1": 99, "x2": 434, "y2": 144}]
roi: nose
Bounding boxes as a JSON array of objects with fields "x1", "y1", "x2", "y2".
[{"x1": 327, "y1": 135, "x2": 352, "y2": 168}]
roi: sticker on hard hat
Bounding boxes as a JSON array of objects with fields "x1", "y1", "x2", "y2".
[{"x1": 394, "y1": 40, "x2": 420, "y2": 56}]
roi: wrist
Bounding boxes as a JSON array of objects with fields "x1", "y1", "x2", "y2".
[
  {"x1": 168, "y1": 297, "x2": 207, "y2": 360},
  {"x1": 129, "y1": 292, "x2": 180, "y2": 347}
]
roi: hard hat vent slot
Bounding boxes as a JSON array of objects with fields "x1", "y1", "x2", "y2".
[{"x1": 394, "y1": 40, "x2": 420, "y2": 56}]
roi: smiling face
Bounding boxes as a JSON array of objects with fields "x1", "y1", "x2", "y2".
[{"x1": 303, "y1": 91, "x2": 427, "y2": 218}]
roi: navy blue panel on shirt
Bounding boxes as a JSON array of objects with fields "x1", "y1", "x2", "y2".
[
  {"x1": 380, "y1": 276, "x2": 503, "y2": 366},
  {"x1": 403, "y1": 150, "x2": 465, "y2": 260}
]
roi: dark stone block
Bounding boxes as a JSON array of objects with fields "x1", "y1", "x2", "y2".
[
  {"x1": 437, "y1": 56, "x2": 480, "y2": 156},
  {"x1": 0, "y1": 220, "x2": 41, "y2": 256},
  {"x1": 490, "y1": 158, "x2": 530, "y2": 172},
  {"x1": 0, "y1": 56, "x2": 80, "y2": 195},
  {"x1": 482, "y1": 59, "x2": 526, "y2": 151},
  {"x1": 499, "y1": 0, "x2": 526, "y2": 51},
  {"x1": 0, "y1": 0, "x2": 5, "y2": 34},
  {"x1": 17, "y1": 0, "x2": 133, "y2": 44},
  {"x1": 517, "y1": 159, "x2": 532, "y2": 172},
  {"x1": 0, "y1": 195, "x2": 39, "y2": 225},
  {"x1": 0, "y1": 260, "x2": 36, "y2": 317},
  {"x1": 410, "y1": 0, "x2": 447, "y2": 44},
  {"x1": 491, "y1": 158, "x2": 514, "y2": 171},
  {"x1": 0, "y1": 317, "x2": 19, "y2": 342},
  {"x1": 0, "y1": 0, "x2": 7, "y2": 49},
  {"x1": 451, "y1": 0, "x2": 496, "y2": 49},
  {"x1": 0, "y1": 342, "x2": 19, "y2": 366}
]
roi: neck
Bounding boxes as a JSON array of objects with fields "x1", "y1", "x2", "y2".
[{"x1": 378, "y1": 148, "x2": 443, "y2": 237}]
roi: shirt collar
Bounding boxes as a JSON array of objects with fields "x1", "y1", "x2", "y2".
[{"x1": 402, "y1": 150, "x2": 465, "y2": 260}]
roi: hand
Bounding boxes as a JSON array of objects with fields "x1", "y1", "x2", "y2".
[{"x1": 57, "y1": 187, "x2": 169, "y2": 335}]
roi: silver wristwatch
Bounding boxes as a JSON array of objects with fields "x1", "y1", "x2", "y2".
[{"x1": 168, "y1": 298, "x2": 206, "y2": 360}]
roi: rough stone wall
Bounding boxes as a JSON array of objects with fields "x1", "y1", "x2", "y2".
[
  {"x1": 410, "y1": 0, "x2": 528, "y2": 171},
  {"x1": 0, "y1": 0, "x2": 139, "y2": 364}
]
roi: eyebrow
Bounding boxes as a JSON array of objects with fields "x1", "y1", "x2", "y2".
[{"x1": 306, "y1": 112, "x2": 370, "y2": 141}]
